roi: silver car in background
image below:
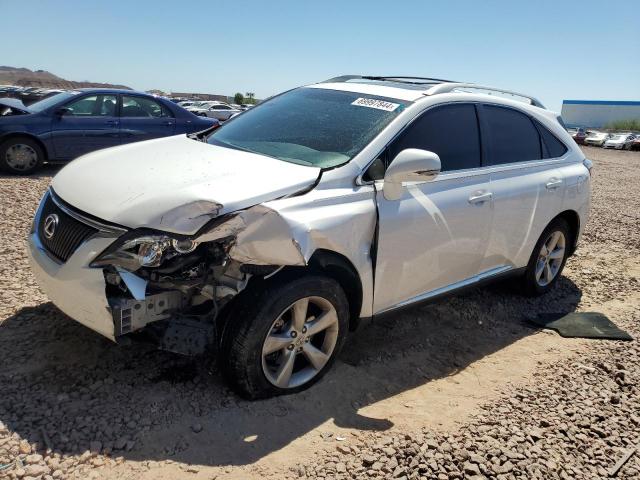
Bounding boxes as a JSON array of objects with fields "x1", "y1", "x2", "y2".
[
  {"x1": 603, "y1": 133, "x2": 636, "y2": 149},
  {"x1": 27, "y1": 75, "x2": 591, "y2": 399},
  {"x1": 190, "y1": 102, "x2": 240, "y2": 121}
]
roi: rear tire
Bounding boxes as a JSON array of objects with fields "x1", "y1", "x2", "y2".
[
  {"x1": 0, "y1": 137, "x2": 44, "y2": 175},
  {"x1": 221, "y1": 273, "x2": 349, "y2": 399},
  {"x1": 521, "y1": 218, "x2": 570, "y2": 296}
]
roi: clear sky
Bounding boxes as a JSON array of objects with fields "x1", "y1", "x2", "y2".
[{"x1": 1, "y1": 0, "x2": 638, "y2": 111}]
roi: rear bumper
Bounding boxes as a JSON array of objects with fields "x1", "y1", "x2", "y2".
[{"x1": 27, "y1": 230, "x2": 120, "y2": 341}]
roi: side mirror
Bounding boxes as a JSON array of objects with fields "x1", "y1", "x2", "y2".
[
  {"x1": 55, "y1": 107, "x2": 72, "y2": 116},
  {"x1": 383, "y1": 149, "x2": 441, "y2": 200}
]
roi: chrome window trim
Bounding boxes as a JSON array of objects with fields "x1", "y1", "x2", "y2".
[{"x1": 355, "y1": 99, "x2": 573, "y2": 186}]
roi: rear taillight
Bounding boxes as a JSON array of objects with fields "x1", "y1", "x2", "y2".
[{"x1": 583, "y1": 158, "x2": 593, "y2": 176}]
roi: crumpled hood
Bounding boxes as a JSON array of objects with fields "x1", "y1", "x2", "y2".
[{"x1": 52, "y1": 135, "x2": 321, "y2": 234}]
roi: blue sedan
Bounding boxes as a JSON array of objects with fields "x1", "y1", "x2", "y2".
[{"x1": 0, "y1": 89, "x2": 219, "y2": 174}]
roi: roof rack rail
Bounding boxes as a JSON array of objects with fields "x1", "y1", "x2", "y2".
[
  {"x1": 361, "y1": 75, "x2": 459, "y2": 84},
  {"x1": 426, "y1": 83, "x2": 546, "y2": 109},
  {"x1": 319, "y1": 76, "x2": 546, "y2": 109},
  {"x1": 321, "y1": 75, "x2": 458, "y2": 85}
]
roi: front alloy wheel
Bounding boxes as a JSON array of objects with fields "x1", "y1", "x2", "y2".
[
  {"x1": 262, "y1": 296, "x2": 339, "y2": 389},
  {"x1": 221, "y1": 274, "x2": 349, "y2": 399}
]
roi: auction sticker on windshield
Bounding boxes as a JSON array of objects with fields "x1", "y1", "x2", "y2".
[{"x1": 351, "y1": 97, "x2": 401, "y2": 112}]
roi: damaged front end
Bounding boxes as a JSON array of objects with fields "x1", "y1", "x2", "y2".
[
  {"x1": 0, "y1": 99, "x2": 32, "y2": 116},
  {"x1": 91, "y1": 206, "x2": 299, "y2": 357}
]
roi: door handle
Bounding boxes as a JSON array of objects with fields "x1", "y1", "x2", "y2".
[
  {"x1": 468, "y1": 191, "x2": 493, "y2": 205},
  {"x1": 545, "y1": 178, "x2": 563, "y2": 190},
  {"x1": 163, "y1": 121, "x2": 174, "y2": 126},
  {"x1": 105, "y1": 120, "x2": 119, "y2": 126}
]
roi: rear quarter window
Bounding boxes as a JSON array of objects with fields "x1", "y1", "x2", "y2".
[{"x1": 536, "y1": 122, "x2": 568, "y2": 158}]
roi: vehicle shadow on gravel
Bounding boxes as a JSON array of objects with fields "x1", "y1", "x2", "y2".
[{"x1": 0, "y1": 276, "x2": 582, "y2": 468}]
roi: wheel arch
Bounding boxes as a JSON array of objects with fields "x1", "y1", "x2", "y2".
[
  {"x1": 307, "y1": 249, "x2": 363, "y2": 331},
  {"x1": 552, "y1": 210, "x2": 580, "y2": 256},
  {"x1": 0, "y1": 132, "x2": 50, "y2": 161}
]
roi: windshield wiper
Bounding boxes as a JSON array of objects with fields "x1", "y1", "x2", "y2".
[{"x1": 188, "y1": 124, "x2": 219, "y2": 142}]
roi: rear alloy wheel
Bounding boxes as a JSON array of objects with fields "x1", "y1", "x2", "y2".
[
  {"x1": 534, "y1": 230, "x2": 566, "y2": 287},
  {"x1": 0, "y1": 137, "x2": 44, "y2": 174},
  {"x1": 222, "y1": 274, "x2": 349, "y2": 399},
  {"x1": 521, "y1": 218, "x2": 570, "y2": 296}
]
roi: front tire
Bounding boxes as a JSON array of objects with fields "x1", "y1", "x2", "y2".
[
  {"x1": 521, "y1": 218, "x2": 570, "y2": 296},
  {"x1": 221, "y1": 274, "x2": 349, "y2": 399},
  {"x1": 0, "y1": 137, "x2": 44, "y2": 174}
]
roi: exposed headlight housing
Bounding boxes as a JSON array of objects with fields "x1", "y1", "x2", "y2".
[{"x1": 90, "y1": 230, "x2": 199, "y2": 271}]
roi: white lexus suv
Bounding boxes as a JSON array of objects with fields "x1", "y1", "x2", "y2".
[{"x1": 27, "y1": 76, "x2": 591, "y2": 399}]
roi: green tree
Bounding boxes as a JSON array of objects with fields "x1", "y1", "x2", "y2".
[
  {"x1": 245, "y1": 92, "x2": 255, "y2": 104},
  {"x1": 234, "y1": 92, "x2": 244, "y2": 104}
]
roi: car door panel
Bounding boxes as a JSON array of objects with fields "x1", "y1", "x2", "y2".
[
  {"x1": 371, "y1": 102, "x2": 494, "y2": 313},
  {"x1": 119, "y1": 117, "x2": 176, "y2": 143},
  {"x1": 373, "y1": 172, "x2": 493, "y2": 313},
  {"x1": 477, "y1": 104, "x2": 569, "y2": 271},
  {"x1": 50, "y1": 94, "x2": 120, "y2": 159},
  {"x1": 481, "y1": 164, "x2": 564, "y2": 272},
  {"x1": 119, "y1": 95, "x2": 177, "y2": 144}
]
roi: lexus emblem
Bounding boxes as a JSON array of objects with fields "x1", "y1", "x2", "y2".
[{"x1": 43, "y1": 214, "x2": 59, "y2": 239}]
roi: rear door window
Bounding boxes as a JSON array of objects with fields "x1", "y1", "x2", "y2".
[
  {"x1": 121, "y1": 95, "x2": 172, "y2": 118},
  {"x1": 389, "y1": 103, "x2": 481, "y2": 172},
  {"x1": 482, "y1": 105, "x2": 542, "y2": 165}
]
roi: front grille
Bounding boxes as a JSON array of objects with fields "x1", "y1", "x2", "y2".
[{"x1": 37, "y1": 194, "x2": 98, "y2": 262}]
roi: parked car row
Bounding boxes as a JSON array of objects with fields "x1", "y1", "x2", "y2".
[
  {"x1": 0, "y1": 88, "x2": 219, "y2": 174},
  {"x1": 0, "y1": 85, "x2": 65, "y2": 106},
  {"x1": 568, "y1": 127, "x2": 639, "y2": 150},
  {"x1": 179, "y1": 100, "x2": 242, "y2": 121}
]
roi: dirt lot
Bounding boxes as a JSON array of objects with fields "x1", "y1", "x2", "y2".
[{"x1": 1, "y1": 146, "x2": 639, "y2": 480}]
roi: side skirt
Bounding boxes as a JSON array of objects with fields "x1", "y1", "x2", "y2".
[{"x1": 371, "y1": 266, "x2": 526, "y2": 321}]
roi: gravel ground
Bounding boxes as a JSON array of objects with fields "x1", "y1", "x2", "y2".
[{"x1": 0, "y1": 147, "x2": 639, "y2": 480}]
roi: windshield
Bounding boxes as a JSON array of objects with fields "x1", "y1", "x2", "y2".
[
  {"x1": 208, "y1": 87, "x2": 408, "y2": 168},
  {"x1": 28, "y1": 91, "x2": 80, "y2": 112}
]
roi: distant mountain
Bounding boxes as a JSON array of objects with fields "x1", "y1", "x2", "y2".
[{"x1": 0, "y1": 66, "x2": 131, "y2": 90}]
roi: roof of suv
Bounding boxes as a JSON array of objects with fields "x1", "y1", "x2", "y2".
[{"x1": 309, "y1": 75, "x2": 546, "y2": 109}]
